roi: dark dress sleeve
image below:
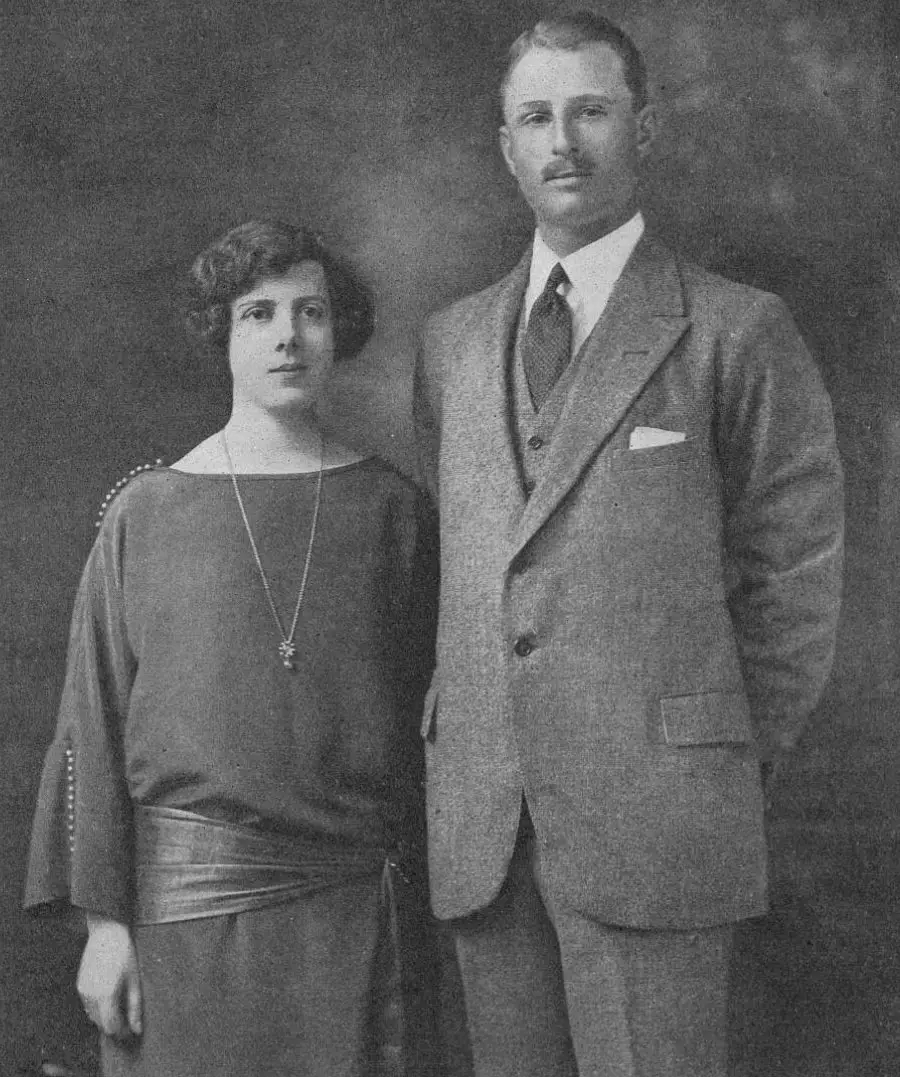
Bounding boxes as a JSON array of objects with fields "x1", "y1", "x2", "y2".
[
  {"x1": 404, "y1": 487, "x2": 440, "y2": 710},
  {"x1": 24, "y1": 505, "x2": 136, "y2": 923},
  {"x1": 412, "y1": 320, "x2": 444, "y2": 502},
  {"x1": 376, "y1": 480, "x2": 437, "y2": 876}
]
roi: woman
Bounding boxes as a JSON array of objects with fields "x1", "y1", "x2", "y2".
[{"x1": 25, "y1": 221, "x2": 440, "y2": 1076}]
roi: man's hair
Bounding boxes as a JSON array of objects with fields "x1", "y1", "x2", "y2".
[
  {"x1": 187, "y1": 220, "x2": 375, "y2": 362},
  {"x1": 501, "y1": 9, "x2": 648, "y2": 112}
]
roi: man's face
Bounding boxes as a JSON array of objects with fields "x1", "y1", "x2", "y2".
[{"x1": 500, "y1": 43, "x2": 654, "y2": 250}]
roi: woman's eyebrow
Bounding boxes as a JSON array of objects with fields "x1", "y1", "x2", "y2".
[
  {"x1": 236, "y1": 297, "x2": 275, "y2": 311},
  {"x1": 292, "y1": 293, "x2": 328, "y2": 305}
]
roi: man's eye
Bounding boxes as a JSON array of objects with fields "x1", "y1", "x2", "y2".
[
  {"x1": 579, "y1": 106, "x2": 606, "y2": 119},
  {"x1": 521, "y1": 112, "x2": 551, "y2": 126}
]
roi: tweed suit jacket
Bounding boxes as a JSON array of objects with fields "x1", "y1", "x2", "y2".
[{"x1": 414, "y1": 234, "x2": 843, "y2": 929}]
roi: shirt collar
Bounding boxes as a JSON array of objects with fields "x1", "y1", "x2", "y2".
[{"x1": 526, "y1": 212, "x2": 645, "y2": 309}]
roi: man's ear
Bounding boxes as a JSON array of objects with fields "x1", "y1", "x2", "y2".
[
  {"x1": 499, "y1": 126, "x2": 517, "y2": 178},
  {"x1": 635, "y1": 104, "x2": 657, "y2": 159}
]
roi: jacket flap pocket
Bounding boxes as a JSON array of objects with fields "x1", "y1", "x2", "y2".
[
  {"x1": 420, "y1": 683, "x2": 438, "y2": 741},
  {"x1": 659, "y1": 692, "x2": 753, "y2": 746},
  {"x1": 610, "y1": 438, "x2": 697, "y2": 472}
]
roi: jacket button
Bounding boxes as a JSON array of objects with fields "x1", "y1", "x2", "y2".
[
  {"x1": 527, "y1": 435, "x2": 544, "y2": 450},
  {"x1": 513, "y1": 635, "x2": 535, "y2": 657}
]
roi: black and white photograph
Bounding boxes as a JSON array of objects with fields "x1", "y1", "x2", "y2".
[{"x1": 1, "y1": 2, "x2": 897, "y2": 1075}]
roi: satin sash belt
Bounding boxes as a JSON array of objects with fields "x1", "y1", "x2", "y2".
[{"x1": 134, "y1": 805, "x2": 392, "y2": 925}]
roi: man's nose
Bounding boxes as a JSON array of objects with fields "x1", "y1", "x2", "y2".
[{"x1": 551, "y1": 115, "x2": 578, "y2": 156}]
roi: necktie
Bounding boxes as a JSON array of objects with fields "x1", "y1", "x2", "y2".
[{"x1": 522, "y1": 263, "x2": 572, "y2": 410}]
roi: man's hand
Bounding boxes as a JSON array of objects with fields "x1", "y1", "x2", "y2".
[{"x1": 77, "y1": 914, "x2": 142, "y2": 1039}]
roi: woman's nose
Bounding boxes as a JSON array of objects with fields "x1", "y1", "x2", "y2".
[{"x1": 274, "y1": 318, "x2": 298, "y2": 351}]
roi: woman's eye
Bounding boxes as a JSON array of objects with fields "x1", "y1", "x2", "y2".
[
  {"x1": 301, "y1": 305, "x2": 326, "y2": 321},
  {"x1": 241, "y1": 306, "x2": 270, "y2": 322}
]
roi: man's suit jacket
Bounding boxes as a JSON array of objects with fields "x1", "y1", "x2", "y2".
[{"x1": 414, "y1": 234, "x2": 843, "y2": 929}]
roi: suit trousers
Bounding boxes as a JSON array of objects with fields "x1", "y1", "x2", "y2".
[{"x1": 450, "y1": 803, "x2": 732, "y2": 1077}]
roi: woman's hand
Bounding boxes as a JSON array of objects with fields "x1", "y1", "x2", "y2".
[{"x1": 77, "y1": 914, "x2": 143, "y2": 1039}]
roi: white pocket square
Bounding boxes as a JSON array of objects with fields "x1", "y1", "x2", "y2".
[{"x1": 628, "y1": 427, "x2": 686, "y2": 450}]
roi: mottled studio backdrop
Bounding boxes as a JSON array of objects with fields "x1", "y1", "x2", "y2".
[{"x1": 2, "y1": 1, "x2": 899, "y2": 1073}]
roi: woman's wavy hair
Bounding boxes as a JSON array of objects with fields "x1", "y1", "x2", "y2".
[{"x1": 187, "y1": 220, "x2": 375, "y2": 361}]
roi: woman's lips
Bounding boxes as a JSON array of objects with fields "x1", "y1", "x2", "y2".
[{"x1": 269, "y1": 363, "x2": 308, "y2": 374}]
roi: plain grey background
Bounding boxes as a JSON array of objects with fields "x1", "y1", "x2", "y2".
[{"x1": 1, "y1": 1, "x2": 898, "y2": 1073}]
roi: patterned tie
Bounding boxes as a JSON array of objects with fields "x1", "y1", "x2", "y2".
[{"x1": 522, "y1": 262, "x2": 572, "y2": 410}]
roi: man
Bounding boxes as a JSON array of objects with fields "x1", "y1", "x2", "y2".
[{"x1": 414, "y1": 9, "x2": 843, "y2": 1077}]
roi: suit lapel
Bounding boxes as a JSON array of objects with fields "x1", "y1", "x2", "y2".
[{"x1": 511, "y1": 236, "x2": 690, "y2": 561}]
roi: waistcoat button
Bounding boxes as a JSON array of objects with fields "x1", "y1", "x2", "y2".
[{"x1": 513, "y1": 635, "x2": 535, "y2": 657}]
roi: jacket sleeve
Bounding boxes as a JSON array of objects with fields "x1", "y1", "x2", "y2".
[
  {"x1": 716, "y1": 293, "x2": 844, "y2": 761},
  {"x1": 24, "y1": 507, "x2": 136, "y2": 923}
]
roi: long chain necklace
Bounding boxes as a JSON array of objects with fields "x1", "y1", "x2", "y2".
[{"x1": 221, "y1": 430, "x2": 324, "y2": 670}]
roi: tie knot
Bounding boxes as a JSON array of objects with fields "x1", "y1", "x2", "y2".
[{"x1": 546, "y1": 263, "x2": 568, "y2": 294}]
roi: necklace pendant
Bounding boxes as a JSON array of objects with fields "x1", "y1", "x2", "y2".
[{"x1": 221, "y1": 431, "x2": 323, "y2": 678}]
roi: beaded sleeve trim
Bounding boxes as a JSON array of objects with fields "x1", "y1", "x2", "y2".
[
  {"x1": 64, "y1": 744, "x2": 76, "y2": 855},
  {"x1": 95, "y1": 459, "x2": 165, "y2": 529}
]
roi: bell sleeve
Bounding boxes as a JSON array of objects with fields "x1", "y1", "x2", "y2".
[{"x1": 24, "y1": 503, "x2": 136, "y2": 923}]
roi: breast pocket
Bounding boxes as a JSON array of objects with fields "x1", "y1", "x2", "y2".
[{"x1": 610, "y1": 438, "x2": 698, "y2": 473}]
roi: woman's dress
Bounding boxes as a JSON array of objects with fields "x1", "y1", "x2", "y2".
[{"x1": 25, "y1": 459, "x2": 440, "y2": 1077}]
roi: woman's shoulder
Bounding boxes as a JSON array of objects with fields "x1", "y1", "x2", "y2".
[
  {"x1": 94, "y1": 458, "x2": 169, "y2": 530},
  {"x1": 349, "y1": 453, "x2": 427, "y2": 499},
  {"x1": 346, "y1": 456, "x2": 435, "y2": 536},
  {"x1": 94, "y1": 452, "x2": 233, "y2": 532}
]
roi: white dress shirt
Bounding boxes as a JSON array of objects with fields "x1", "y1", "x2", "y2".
[{"x1": 524, "y1": 212, "x2": 645, "y2": 357}]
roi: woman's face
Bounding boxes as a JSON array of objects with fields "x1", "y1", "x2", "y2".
[{"x1": 227, "y1": 260, "x2": 335, "y2": 416}]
